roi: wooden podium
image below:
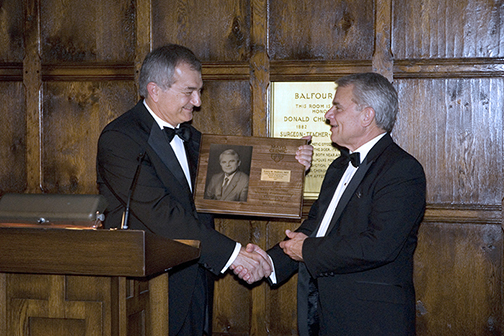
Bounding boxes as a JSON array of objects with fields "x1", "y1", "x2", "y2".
[{"x1": 0, "y1": 227, "x2": 200, "y2": 336}]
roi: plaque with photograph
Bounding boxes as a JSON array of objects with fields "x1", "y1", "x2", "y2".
[{"x1": 194, "y1": 135, "x2": 307, "y2": 219}]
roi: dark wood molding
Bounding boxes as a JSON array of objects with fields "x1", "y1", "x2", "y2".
[
  {"x1": 373, "y1": 0, "x2": 393, "y2": 81},
  {"x1": 270, "y1": 60, "x2": 373, "y2": 81},
  {"x1": 424, "y1": 204, "x2": 502, "y2": 224},
  {"x1": 6, "y1": 57, "x2": 502, "y2": 82},
  {"x1": 42, "y1": 63, "x2": 134, "y2": 81},
  {"x1": 0, "y1": 63, "x2": 23, "y2": 81},
  {"x1": 302, "y1": 200, "x2": 502, "y2": 224},
  {"x1": 202, "y1": 62, "x2": 250, "y2": 81},
  {"x1": 394, "y1": 58, "x2": 504, "y2": 78},
  {"x1": 24, "y1": 0, "x2": 42, "y2": 193}
]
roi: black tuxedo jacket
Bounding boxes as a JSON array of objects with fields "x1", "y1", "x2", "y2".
[
  {"x1": 97, "y1": 101, "x2": 236, "y2": 335},
  {"x1": 268, "y1": 134, "x2": 426, "y2": 336}
]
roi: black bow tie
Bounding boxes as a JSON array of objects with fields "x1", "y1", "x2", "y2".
[
  {"x1": 340, "y1": 150, "x2": 360, "y2": 167},
  {"x1": 164, "y1": 125, "x2": 191, "y2": 142}
]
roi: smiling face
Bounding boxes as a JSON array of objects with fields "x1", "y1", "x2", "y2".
[
  {"x1": 324, "y1": 84, "x2": 367, "y2": 151},
  {"x1": 219, "y1": 153, "x2": 241, "y2": 175},
  {"x1": 147, "y1": 62, "x2": 203, "y2": 127}
]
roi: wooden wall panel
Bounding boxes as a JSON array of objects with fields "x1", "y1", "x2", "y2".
[
  {"x1": 0, "y1": 82, "x2": 27, "y2": 194},
  {"x1": 192, "y1": 81, "x2": 252, "y2": 136},
  {"x1": 0, "y1": 1, "x2": 27, "y2": 196},
  {"x1": 269, "y1": 0, "x2": 374, "y2": 60},
  {"x1": 213, "y1": 218, "x2": 254, "y2": 335},
  {"x1": 151, "y1": 0, "x2": 251, "y2": 61},
  {"x1": 266, "y1": 220, "x2": 301, "y2": 335},
  {"x1": 393, "y1": 78, "x2": 504, "y2": 205},
  {"x1": 39, "y1": 0, "x2": 135, "y2": 62},
  {"x1": 0, "y1": 1, "x2": 24, "y2": 62},
  {"x1": 391, "y1": 2, "x2": 504, "y2": 334},
  {"x1": 414, "y1": 223, "x2": 503, "y2": 335},
  {"x1": 393, "y1": 0, "x2": 504, "y2": 59},
  {"x1": 41, "y1": 82, "x2": 136, "y2": 193}
]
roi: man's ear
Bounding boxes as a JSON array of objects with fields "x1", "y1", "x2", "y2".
[
  {"x1": 361, "y1": 107, "x2": 376, "y2": 127},
  {"x1": 147, "y1": 82, "x2": 159, "y2": 102}
]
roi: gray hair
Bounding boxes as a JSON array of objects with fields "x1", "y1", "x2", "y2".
[
  {"x1": 336, "y1": 72, "x2": 398, "y2": 132},
  {"x1": 219, "y1": 149, "x2": 240, "y2": 161},
  {"x1": 138, "y1": 44, "x2": 202, "y2": 98}
]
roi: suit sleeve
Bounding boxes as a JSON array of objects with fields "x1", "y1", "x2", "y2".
[
  {"x1": 97, "y1": 129, "x2": 237, "y2": 275},
  {"x1": 302, "y1": 154, "x2": 426, "y2": 278},
  {"x1": 267, "y1": 198, "x2": 321, "y2": 285}
]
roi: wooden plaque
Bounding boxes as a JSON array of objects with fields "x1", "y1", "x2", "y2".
[{"x1": 194, "y1": 135, "x2": 307, "y2": 219}]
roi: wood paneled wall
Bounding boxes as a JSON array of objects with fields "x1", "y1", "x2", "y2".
[{"x1": 1, "y1": 0, "x2": 503, "y2": 335}]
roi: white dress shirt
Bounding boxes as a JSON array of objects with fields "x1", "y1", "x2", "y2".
[{"x1": 144, "y1": 101, "x2": 192, "y2": 191}]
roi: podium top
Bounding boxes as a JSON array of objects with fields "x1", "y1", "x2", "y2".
[
  {"x1": 0, "y1": 193, "x2": 108, "y2": 228},
  {"x1": 0, "y1": 227, "x2": 200, "y2": 277}
]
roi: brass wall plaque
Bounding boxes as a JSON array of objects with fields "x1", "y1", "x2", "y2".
[
  {"x1": 194, "y1": 135, "x2": 307, "y2": 219},
  {"x1": 271, "y1": 82, "x2": 341, "y2": 199}
]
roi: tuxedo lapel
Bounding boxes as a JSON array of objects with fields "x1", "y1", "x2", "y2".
[
  {"x1": 325, "y1": 134, "x2": 393, "y2": 234},
  {"x1": 148, "y1": 123, "x2": 192, "y2": 193},
  {"x1": 309, "y1": 159, "x2": 348, "y2": 237},
  {"x1": 184, "y1": 130, "x2": 200, "y2": 188},
  {"x1": 319, "y1": 164, "x2": 346, "y2": 209},
  {"x1": 325, "y1": 159, "x2": 372, "y2": 234}
]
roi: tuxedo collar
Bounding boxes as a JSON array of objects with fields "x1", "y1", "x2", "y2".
[{"x1": 362, "y1": 133, "x2": 393, "y2": 165}]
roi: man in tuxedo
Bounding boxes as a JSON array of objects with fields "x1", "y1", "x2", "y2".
[
  {"x1": 97, "y1": 44, "x2": 312, "y2": 335},
  {"x1": 204, "y1": 149, "x2": 249, "y2": 202},
  {"x1": 238, "y1": 73, "x2": 426, "y2": 335}
]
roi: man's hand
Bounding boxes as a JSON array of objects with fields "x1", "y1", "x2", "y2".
[
  {"x1": 296, "y1": 135, "x2": 313, "y2": 172},
  {"x1": 279, "y1": 229, "x2": 307, "y2": 261},
  {"x1": 230, "y1": 245, "x2": 272, "y2": 284}
]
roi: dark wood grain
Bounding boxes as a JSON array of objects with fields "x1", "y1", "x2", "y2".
[
  {"x1": 1, "y1": 267, "x2": 172, "y2": 335},
  {"x1": 151, "y1": 0, "x2": 251, "y2": 62},
  {"x1": 213, "y1": 217, "x2": 254, "y2": 334},
  {"x1": 41, "y1": 81, "x2": 136, "y2": 194},
  {"x1": 393, "y1": 0, "x2": 504, "y2": 59},
  {"x1": 393, "y1": 78, "x2": 504, "y2": 206},
  {"x1": 269, "y1": 0, "x2": 374, "y2": 60},
  {"x1": 0, "y1": 1, "x2": 24, "y2": 62},
  {"x1": 24, "y1": 0, "x2": 42, "y2": 193},
  {"x1": 39, "y1": 0, "x2": 135, "y2": 63},
  {"x1": 192, "y1": 80, "x2": 252, "y2": 136},
  {"x1": 0, "y1": 228, "x2": 200, "y2": 277},
  {"x1": 0, "y1": 82, "x2": 26, "y2": 195},
  {"x1": 415, "y1": 223, "x2": 503, "y2": 335}
]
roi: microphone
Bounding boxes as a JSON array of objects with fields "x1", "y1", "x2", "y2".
[{"x1": 120, "y1": 151, "x2": 146, "y2": 230}]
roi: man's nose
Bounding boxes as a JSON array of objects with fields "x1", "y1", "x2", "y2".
[
  {"x1": 324, "y1": 106, "x2": 334, "y2": 119},
  {"x1": 191, "y1": 91, "x2": 202, "y2": 106}
]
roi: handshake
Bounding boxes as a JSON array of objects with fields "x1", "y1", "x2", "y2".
[
  {"x1": 229, "y1": 230, "x2": 308, "y2": 284},
  {"x1": 230, "y1": 243, "x2": 271, "y2": 284}
]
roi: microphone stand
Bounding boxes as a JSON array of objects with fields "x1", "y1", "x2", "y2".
[{"x1": 120, "y1": 151, "x2": 146, "y2": 230}]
